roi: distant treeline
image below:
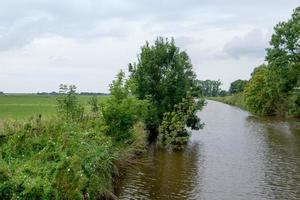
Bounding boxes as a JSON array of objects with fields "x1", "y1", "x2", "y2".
[
  {"x1": 79, "y1": 92, "x2": 109, "y2": 96},
  {"x1": 197, "y1": 79, "x2": 228, "y2": 97},
  {"x1": 37, "y1": 91, "x2": 109, "y2": 95}
]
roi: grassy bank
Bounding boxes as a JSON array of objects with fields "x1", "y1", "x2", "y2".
[
  {"x1": 209, "y1": 93, "x2": 300, "y2": 118},
  {"x1": 208, "y1": 93, "x2": 246, "y2": 109},
  {"x1": 0, "y1": 95, "x2": 108, "y2": 120},
  {"x1": 0, "y1": 116, "x2": 146, "y2": 199},
  {"x1": 0, "y1": 86, "x2": 148, "y2": 199}
]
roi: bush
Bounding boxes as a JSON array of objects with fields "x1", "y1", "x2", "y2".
[
  {"x1": 288, "y1": 90, "x2": 300, "y2": 117},
  {"x1": 101, "y1": 71, "x2": 147, "y2": 141},
  {"x1": 0, "y1": 118, "x2": 117, "y2": 199},
  {"x1": 101, "y1": 96, "x2": 147, "y2": 141},
  {"x1": 88, "y1": 96, "x2": 99, "y2": 114},
  {"x1": 244, "y1": 66, "x2": 278, "y2": 115},
  {"x1": 157, "y1": 95, "x2": 204, "y2": 149},
  {"x1": 56, "y1": 84, "x2": 84, "y2": 121},
  {"x1": 0, "y1": 80, "x2": 149, "y2": 199}
]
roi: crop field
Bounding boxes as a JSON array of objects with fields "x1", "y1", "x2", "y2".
[{"x1": 0, "y1": 94, "x2": 107, "y2": 120}]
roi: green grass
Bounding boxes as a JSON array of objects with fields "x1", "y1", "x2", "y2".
[
  {"x1": 208, "y1": 93, "x2": 246, "y2": 109},
  {"x1": 0, "y1": 93, "x2": 148, "y2": 199},
  {"x1": 0, "y1": 95, "x2": 108, "y2": 120},
  {"x1": 0, "y1": 118, "x2": 146, "y2": 199}
]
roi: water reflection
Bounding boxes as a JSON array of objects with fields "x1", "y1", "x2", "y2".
[
  {"x1": 118, "y1": 142, "x2": 202, "y2": 200},
  {"x1": 247, "y1": 116, "x2": 300, "y2": 199},
  {"x1": 118, "y1": 101, "x2": 300, "y2": 200}
]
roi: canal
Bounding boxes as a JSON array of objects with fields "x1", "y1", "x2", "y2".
[{"x1": 117, "y1": 100, "x2": 300, "y2": 199}]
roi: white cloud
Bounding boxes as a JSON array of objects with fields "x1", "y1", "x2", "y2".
[
  {"x1": 0, "y1": 0, "x2": 299, "y2": 92},
  {"x1": 222, "y1": 29, "x2": 269, "y2": 59}
]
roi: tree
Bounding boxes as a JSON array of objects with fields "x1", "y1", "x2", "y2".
[
  {"x1": 229, "y1": 79, "x2": 248, "y2": 94},
  {"x1": 266, "y1": 6, "x2": 300, "y2": 94},
  {"x1": 244, "y1": 7, "x2": 300, "y2": 116},
  {"x1": 109, "y1": 70, "x2": 128, "y2": 101},
  {"x1": 219, "y1": 90, "x2": 228, "y2": 97},
  {"x1": 56, "y1": 84, "x2": 84, "y2": 121},
  {"x1": 128, "y1": 37, "x2": 204, "y2": 143},
  {"x1": 244, "y1": 65, "x2": 279, "y2": 115},
  {"x1": 266, "y1": 7, "x2": 300, "y2": 68},
  {"x1": 289, "y1": 84, "x2": 300, "y2": 117},
  {"x1": 197, "y1": 79, "x2": 222, "y2": 97}
]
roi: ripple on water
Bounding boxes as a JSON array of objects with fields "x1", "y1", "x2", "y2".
[{"x1": 117, "y1": 101, "x2": 300, "y2": 200}]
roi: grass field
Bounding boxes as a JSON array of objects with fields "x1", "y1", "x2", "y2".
[{"x1": 0, "y1": 94, "x2": 107, "y2": 120}]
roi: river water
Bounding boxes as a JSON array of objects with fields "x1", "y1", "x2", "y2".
[{"x1": 117, "y1": 100, "x2": 300, "y2": 200}]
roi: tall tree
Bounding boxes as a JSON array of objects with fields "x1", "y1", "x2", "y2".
[
  {"x1": 245, "y1": 7, "x2": 300, "y2": 116},
  {"x1": 244, "y1": 65, "x2": 278, "y2": 115},
  {"x1": 229, "y1": 79, "x2": 248, "y2": 94},
  {"x1": 266, "y1": 6, "x2": 300, "y2": 93},
  {"x1": 128, "y1": 37, "x2": 203, "y2": 142}
]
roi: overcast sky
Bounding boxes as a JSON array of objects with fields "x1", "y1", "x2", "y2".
[{"x1": 0, "y1": 0, "x2": 299, "y2": 93}]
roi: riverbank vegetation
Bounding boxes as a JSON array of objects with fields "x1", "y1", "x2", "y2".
[
  {"x1": 0, "y1": 38, "x2": 203, "y2": 199},
  {"x1": 128, "y1": 38, "x2": 204, "y2": 148},
  {"x1": 208, "y1": 93, "x2": 246, "y2": 109},
  {"x1": 210, "y1": 7, "x2": 300, "y2": 118},
  {"x1": 197, "y1": 79, "x2": 224, "y2": 97},
  {"x1": 0, "y1": 77, "x2": 148, "y2": 199}
]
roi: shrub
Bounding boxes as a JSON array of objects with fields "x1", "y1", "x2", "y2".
[
  {"x1": 101, "y1": 71, "x2": 147, "y2": 141},
  {"x1": 288, "y1": 90, "x2": 300, "y2": 117},
  {"x1": 88, "y1": 96, "x2": 99, "y2": 114},
  {"x1": 56, "y1": 84, "x2": 84, "y2": 121},
  {"x1": 157, "y1": 95, "x2": 204, "y2": 149},
  {"x1": 0, "y1": 118, "x2": 117, "y2": 199}
]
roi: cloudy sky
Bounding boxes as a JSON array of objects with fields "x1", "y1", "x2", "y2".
[{"x1": 0, "y1": 0, "x2": 299, "y2": 93}]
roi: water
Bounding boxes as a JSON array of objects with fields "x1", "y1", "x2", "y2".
[{"x1": 117, "y1": 100, "x2": 300, "y2": 200}]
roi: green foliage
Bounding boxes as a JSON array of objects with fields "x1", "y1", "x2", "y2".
[
  {"x1": 0, "y1": 118, "x2": 117, "y2": 200},
  {"x1": 197, "y1": 79, "x2": 222, "y2": 97},
  {"x1": 109, "y1": 71, "x2": 129, "y2": 101},
  {"x1": 157, "y1": 95, "x2": 204, "y2": 149},
  {"x1": 266, "y1": 7, "x2": 300, "y2": 68},
  {"x1": 128, "y1": 37, "x2": 204, "y2": 143},
  {"x1": 0, "y1": 110, "x2": 147, "y2": 199},
  {"x1": 101, "y1": 71, "x2": 148, "y2": 141},
  {"x1": 244, "y1": 65, "x2": 281, "y2": 115},
  {"x1": 209, "y1": 93, "x2": 246, "y2": 109},
  {"x1": 229, "y1": 79, "x2": 248, "y2": 94},
  {"x1": 265, "y1": 6, "x2": 300, "y2": 95},
  {"x1": 219, "y1": 90, "x2": 228, "y2": 97},
  {"x1": 88, "y1": 96, "x2": 99, "y2": 113},
  {"x1": 243, "y1": 7, "x2": 300, "y2": 117},
  {"x1": 56, "y1": 84, "x2": 84, "y2": 121},
  {"x1": 288, "y1": 85, "x2": 300, "y2": 117},
  {"x1": 0, "y1": 77, "x2": 148, "y2": 199}
]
